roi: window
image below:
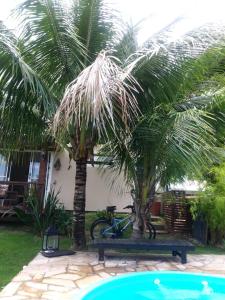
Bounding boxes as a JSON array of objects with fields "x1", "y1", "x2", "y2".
[
  {"x1": 28, "y1": 153, "x2": 41, "y2": 182},
  {"x1": 0, "y1": 155, "x2": 10, "y2": 181}
]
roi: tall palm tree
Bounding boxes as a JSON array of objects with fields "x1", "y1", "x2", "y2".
[
  {"x1": 0, "y1": 0, "x2": 139, "y2": 248},
  {"x1": 53, "y1": 51, "x2": 138, "y2": 247},
  {"x1": 102, "y1": 37, "x2": 225, "y2": 238}
]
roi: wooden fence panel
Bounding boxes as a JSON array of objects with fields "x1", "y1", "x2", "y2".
[{"x1": 162, "y1": 191, "x2": 193, "y2": 234}]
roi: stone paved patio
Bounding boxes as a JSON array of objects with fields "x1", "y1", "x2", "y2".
[{"x1": 1, "y1": 251, "x2": 225, "y2": 300}]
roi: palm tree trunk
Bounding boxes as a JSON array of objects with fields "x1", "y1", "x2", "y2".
[
  {"x1": 73, "y1": 158, "x2": 87, "y2": 249},
  {"x1": 132, "y1": 200, "x2": 145, "y2": 239},
  {"x1": 148, "y1": 183, "x2": 156, "y2": 203}
]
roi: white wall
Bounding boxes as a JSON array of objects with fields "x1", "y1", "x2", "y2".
[
  {"x1": 169, "y1": 180, "x2": 203, "y2": 192},
  {"x1": 49, "y1": 151, "x2": 132, "y2": 212}
]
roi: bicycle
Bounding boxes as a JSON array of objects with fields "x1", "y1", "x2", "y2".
[{"x1": 90, "y1": 204, "x2": 156, "y2": 240}]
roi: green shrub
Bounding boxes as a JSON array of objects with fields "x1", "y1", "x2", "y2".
[
  {"x1": 15, "y1": 188, "x2": 72, "y2": 237},
  {"x1": 96, "y1": 210, "x2": 113, "y2": 221},
  {"x1": 190, "y1": 163, "x2": 225, "y2": 245}
]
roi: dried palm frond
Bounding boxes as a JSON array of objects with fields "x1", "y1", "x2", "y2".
[{"x1": 53, "y1": 50, "x2": 140, "y2": 139}]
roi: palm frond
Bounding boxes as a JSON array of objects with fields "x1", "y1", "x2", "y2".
[
  {"x1": 114, "y1": 23, "x2": 138, "y2": 62},
  {"x1": 0, "y1": 21, "x2": 54, "y2": 148},
  {"x1": 16, "y1": 0, "x2": 85, "y2": 97},
  {"x1": 53, "y1": 51, "x2": 139, "y2": 146},
  {"x1": 72, "y1": 0, "x2": 118, "y2": 63}
]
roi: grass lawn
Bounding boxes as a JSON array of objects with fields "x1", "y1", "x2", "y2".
[
  {"x1": 0, "y1": 225, "x2": 41, "y2": 288},
  {"x1": 0, "y1": 213, "x2": 97, "y2": 289},
  {"x1": 0, "y1": 224, "x2": 71, "y2": 289},
  {"x1": 194, "y1": 245, "x2": 225, "y2": 255}
]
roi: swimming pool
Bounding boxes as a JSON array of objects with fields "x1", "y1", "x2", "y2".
[{"x1": 79, "y1": 271, "x2": 225, "y2": 299}]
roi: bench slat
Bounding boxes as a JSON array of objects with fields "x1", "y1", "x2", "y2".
[
  {"x1": 90, "y1": 239, "x2": 195, "y2": 264},
  {"x1": 92, "y1": 239, "x2": 194, "y2": 249}
]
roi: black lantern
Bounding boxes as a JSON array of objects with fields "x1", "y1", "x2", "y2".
[{"x1": 42, "y1": 226, "x2": 59, "y2": 253}]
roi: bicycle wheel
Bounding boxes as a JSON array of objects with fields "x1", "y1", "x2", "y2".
[
  {"x1": 90, "y1": 220, "x2": 115, "y2": 240},
  {"x1": 122, "y1": 222, "x2": 154, "y2": 239},
  {"x1": 146, "y1": 222, "x2": 156, "y2": 239}
]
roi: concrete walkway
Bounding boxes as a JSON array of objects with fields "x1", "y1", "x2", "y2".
[{"x1": 1, "y1": 251, "x2": 225, "y2": 300}]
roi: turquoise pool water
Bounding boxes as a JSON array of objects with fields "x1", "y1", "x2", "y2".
[{"x1": 79, "y1": 272, "x2": 225, "y2": 300}]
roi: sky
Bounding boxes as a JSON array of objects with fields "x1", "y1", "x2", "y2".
[{"x1": 0, "y1": 0, "x2": 225, "y2": 44}]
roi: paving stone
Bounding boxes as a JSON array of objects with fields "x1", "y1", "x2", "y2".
[
  {"x1": 76, "y1": 275, "x2": 102, "y2": 289},
  {"x1": 77, "y1": 266, "x2": 93, "y2": 274},
  {"x1": 13, "y1": 274, "x2": 32, "y2": 282},
  {"x1": 137, "y1": 260, "x2": 158, "y2": 266},
  {"x1": 155, "y1": 262, "x2": 178, "y2": 271},
  {"x1": 93, "y1": 264, "x2": 104, "y2": 271},
  {"x1": 176, "y1": 264, "x2": 187, "y2": 271},
  {"x1": 29, "y1": 258, "x2": 49, "y2": 265},
  {"x1": 0, "y1": 282, "x2": 22, "y2": 297},
  {"x1": 61, "y1": 289, "x2": 80, "y2": 300},
  {"x1": 155, "y1": 262, "x2": 173, "y2": 269},
  {"x1": 22, "y1": 267, "x2": 47, "y2": 276},
  {"x1": 44, "y1": 267, "x2": 67, "y2": 277},
  {"x1": 125, "y1": 267, "x2": 135, "y2": 272},
  {"x1": 104, "y1": 261, "x2": 118, "y2": 268},
  {"x1": 104, "y1": 259, "x2": 127, "y2": 267},
  {"x1": 104, "y1": 267, "x2": 126, "y2": 273},
  {"x1": 68, "y1": 266, "x2": 80, "y2": 272},
  {"x1": 136, "y1": 266, "x2": 148, "y2": 271},
  {"x1": 24, "y1": 282, "x2": 48, "y2": 291},
  {"x1": 89, "y1": 260, "x2": 99, "y2": 266},
  {"x1": 185, "y1": 268, "x2": 203, "y2": 273},
  {"x1": 204, "y1": 263, "x2": 225, "y2": 271},
  {"x1": 147, "y1": 266, "x2": 158, "y2": 271},
  {"x1": 33, "y1": 274, "x2": 45, "y2": 281},
  {"x1": 43, "y1": 278, "x2": 76, "y2": 288},
  {"x1": 98, "y1": 272, "x2": 112, "y2": 279},
  {"x1": 189, "y1": 261, "x2": 205, "y2": 268},
  {"x1": 125, "y1": 260, "x2": 137, "y2": 265},
  {"x1": 41, "y1": 291, "x2": 64, "y2": 299},
  {"x1": 70, "y1": 261, "x2": 90, "y2": 266},
  {"x1": 185, "y1": 268, "x2": 204, "y2": 273},
  {"x1": 48, "y1": 285, "x2": 73, "y2": 293},
  {"x1": 53, "y1": 274, "x2": 81, "y2": 281},
  {"x1": 0, "y1": 296, "x2": 28, "y2": 300},
  {"x1": 68, "y1": 265, "x2": 80, "y2": 271},
  {"x1": 22, "y1": 286, "x2": 42, "y2": 297},
  {"x1": 17, "y1": 290, "x2": 40, "y2": 298}
]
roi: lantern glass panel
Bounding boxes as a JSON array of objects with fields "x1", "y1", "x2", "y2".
[
  {"x1": 47, "y1": 235, "x2": 59, "y2": 251},
  {"x1": 42, "y1": 234, "x2": 48, "y2": 251},
  {"x1": 42, "y1": 227, "x2": 59, "y2": 252}
]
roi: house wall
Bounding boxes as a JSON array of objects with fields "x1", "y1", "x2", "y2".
[{"x1": 49, "y1": 151, "x2": 132, "y2": 212}]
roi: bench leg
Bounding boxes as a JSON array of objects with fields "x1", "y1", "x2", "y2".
[
  {"x1": 172, "y1": 250, "x2": 187, "y2": 264},
  {"x1": 98, "y1": 248, "x2": 105, "y2": 261},
  {"x1": 172, "y1": 250, "x2": 177, "y2": 257},
  {"x1": 181, "y1": 251, "x2": 187, "y2": 264}
]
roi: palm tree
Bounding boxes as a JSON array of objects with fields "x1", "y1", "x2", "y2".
[
  {"x1": 102, "y1": 36, "x2": 225, "y2": 238},
  {"x1": 0, "y1": 0, "x2": 140, "y2": 249},
  {"x1": 53, "y1": 51, "x2": 138, "y2": 247}
]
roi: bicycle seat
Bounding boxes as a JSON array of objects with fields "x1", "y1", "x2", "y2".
[
  {"x1": 106, "y1": 206, "x2": 116, "y2": 213},
  {"x1": 123, "y1": 205, "x2": 135, "y2": 213}
]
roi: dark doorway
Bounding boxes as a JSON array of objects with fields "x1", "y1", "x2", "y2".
[
  {"x1": 10, "y1": 153, "x2": 31, "y2": 182},
  {"x1": 9, "y1": 153, "x2": 31, "y2": 195}
]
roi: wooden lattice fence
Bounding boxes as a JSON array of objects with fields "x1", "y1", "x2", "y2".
[{"x1": 162, "y1": 191, "x2": 193, "y2": 234}]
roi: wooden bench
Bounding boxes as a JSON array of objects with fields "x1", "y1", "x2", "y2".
[{"x1": 91, "y1": 239, "x2": 195, "y2": 264}]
